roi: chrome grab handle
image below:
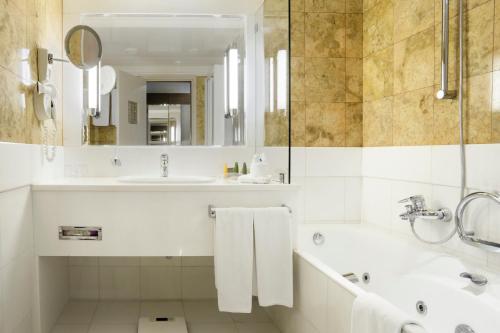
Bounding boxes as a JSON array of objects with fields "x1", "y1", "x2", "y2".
[
  {"x1": 436, "y1": 0, "x2": 456, "y2": 99},
  {"x1": 455, "y1": 191, "x2": 500, "y2": 252}
]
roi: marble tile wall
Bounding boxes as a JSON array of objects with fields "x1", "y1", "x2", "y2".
[
  {"x1": 363, "y1": 0, "x2": 500, "y2": 146},
  {"x1": 0, "y1": 0, "x2": 63, "y2": 145},
  {"x1": 275, "y1": 0, "x2": 363, "y2": 147},
  {"x1": 195, "y1": 76, "x2": 206, "y2": 145}
]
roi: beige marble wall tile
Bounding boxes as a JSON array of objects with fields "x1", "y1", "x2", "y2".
[
  {"x1": 364, "y1": 0, "x2": 384, "y2": 12},
  {"x1": 493, "y1": 17, "x2": 500, "y2": 71},
  {"x1": 346, "y1": 58, "x2": 363, "y2": 102},
  {"x1": 492, "y1": 112, "x2": 500, "y2": 142},
  {"x1": 291, "y1": 101, "x2": 306, "y2": 146},
  {"x1": 291, "y1": 0, "x2": 305, "y2": 12},
  {"x1": 0, "y1": 4, "x2": 27, "y2": 78},
  {"x1": 291, "y1": 11, "x2": 305, "y2": 57},
  {"x1": 464, "y1": 1, "x2": 494, "y2": 78},
  {"x1": 0, "y1": 0, "x2": 63, "y2": 145},
  {"x1": 363, "y1": 0, "x2": 393, "y2": 56},
  {"x1": 346, "y1": 102, "x2": 363, "y2": 146},
  {"x1": 265, "y1": 0, "x2": 289, "y2": 12},
  {"x1": 291, "y1": 57, "x2": 305, "y2": 102},
  {"x1": 393, "y1": 87, "x2": 434, "y2": 145},
  {"x1": 347, "y1": 0, "x2": 363, "y2": 13},
  {"x1": 346, "y1": 14, "x2": 363, "y2": 58},
  {"x1": 464, "y1": 73, "x2": 493, "y2": 143},
  {"x1": 305, "y1": 13, "x2": 346, "y2": 58},
  {"x1": 394, "y1": 0, "x2": 434, "y2": 42},
  {"x1": 433, "y1": 94, "x2": 460, "y2": 145},
  {"x1": 305, "y1": 0, "x2": 345, "y2": 13},
  {"x1": 0, "y1": 67, "x2": 28, "y2": 143},
  {"x1": 394, "y1": 27, "x2": 434, "y2": 94},
  {"x1": 305, "y1": 57, "x2": 346, "y2": 102},
  {"x1": 265, "y1": 111, "x2": 289, "y2": 146},
  {"x1": 196, "y1": 76, "x2": 206, "y2": 145},
  {"x1": 306, "y1": 102, "x2": 346, "y2": 146},
  {"x1": 363, "y1": 47, "x2": 393, "y2": 101},
  {"x1": 363, "y1": 97, "x2": 393, "y2": 146}
]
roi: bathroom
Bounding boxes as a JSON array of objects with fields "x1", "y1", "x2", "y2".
[{"x1": 1, "y1": 0, "x2": 499, "y2": 332}]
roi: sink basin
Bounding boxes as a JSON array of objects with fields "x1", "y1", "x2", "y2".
[{"x1": 117, "y1": 175, "x2": 216, "y2": 184}]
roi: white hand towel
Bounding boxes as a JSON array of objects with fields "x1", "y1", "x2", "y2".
[
  {"x1": 351, "y1": 292, "x2": 424, "y2": 333},
  {"x1": 254, "y1": 207, "x2": 293, "y2": 308},
  {"x1": 214, "y1": 208, "x2": 254, "y2": 313}
]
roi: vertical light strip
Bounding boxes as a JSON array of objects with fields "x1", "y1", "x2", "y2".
[
  {"x1": 269, "y1": 57, "x2": 274, "y2": 112},
  {"x1": 88, "y1": 66, "x2": 97, "y2": 109},
  {"x1": 228, "y1": 48, "x2": 239, "y2": 111},
  {"x1": 276, "y1": 49, "x2": 287, "y2": 111},
  {"x1": 223, "y1": 54, "x2": 228, "y2": 114}
]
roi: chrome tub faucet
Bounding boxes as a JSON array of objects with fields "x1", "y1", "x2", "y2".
[
  {"x1": 161, "y1": 153, "x2": 169, "y2": 177},
  {"x1": 399, "y1": 195, "x2": 452, "y2": 223}
]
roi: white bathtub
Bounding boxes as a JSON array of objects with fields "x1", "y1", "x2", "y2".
[{"x1": 294, "y1": 224, "x2": 500, "y2": 333}]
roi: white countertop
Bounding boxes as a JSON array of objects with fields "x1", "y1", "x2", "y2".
[{"x1": 32, "y1": 177, "x2": 301, "y2": 192}]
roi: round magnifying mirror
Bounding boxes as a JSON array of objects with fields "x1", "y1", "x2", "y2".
[
  {"x1": 64, "y1": 25, "x2": 102, "y2": 70},
  {"x1": 100, "y1": 66, "x2": 116, "y2": 95}
]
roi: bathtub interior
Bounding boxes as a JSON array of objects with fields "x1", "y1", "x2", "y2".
[{"x1": 296, "y1": 224, "x2": 500, "y2": 333}]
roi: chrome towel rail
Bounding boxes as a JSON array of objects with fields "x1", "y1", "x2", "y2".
[
  {"x1": 208, "y1": 204, "x2": 292, "y2": 218},
  {"x1": 436, "y1": 0, "x2": 457, "y2": 100},
  {"x1": 455, "y1": 191, "x2": 500, "y2": 252}
]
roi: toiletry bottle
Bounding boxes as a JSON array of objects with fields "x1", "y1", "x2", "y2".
[
  {"x1": 223, "y1": 163, "x2": 228, "y2": 178},
  {"x1": 242, "y1": 162, "x2": 248, "y2": 175},
  {"x1": 234, "y1": 162, "x2": 239, "y2": 174}
]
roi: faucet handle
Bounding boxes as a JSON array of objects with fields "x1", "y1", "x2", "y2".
[{"x1": 398, "y1": 195, "x2": 426, "y2": 209}]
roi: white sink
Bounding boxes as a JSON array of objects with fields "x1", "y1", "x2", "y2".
[{"x1": 117, "y1": 175, "x2": 216, "y2": 184}]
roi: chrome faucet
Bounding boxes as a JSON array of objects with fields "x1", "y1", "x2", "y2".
[
  {"x1": 460, "y1": 272, "x2": 488, "y2": 286},
  {"x1": 160, "y1": 153, "x2": 169, "y2": 177},
  {"x1": 399, "y1": 195, "x2": 452, "y2": 223}
]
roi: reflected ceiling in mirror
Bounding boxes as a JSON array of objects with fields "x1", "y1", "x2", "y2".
[{"x1": 82, "y1": 14, "x2": 246, "y2": 146}]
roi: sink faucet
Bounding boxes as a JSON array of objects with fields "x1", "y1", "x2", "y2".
[
  {"x1": 460, "y1": 272, "x2": 488, "y2": 286},
  {"x1": 398, "y1": 195, "x2": 452, "y2": 223},
  {"x1": 160, "y1": 153, "x2": 169, "y2": 177}
]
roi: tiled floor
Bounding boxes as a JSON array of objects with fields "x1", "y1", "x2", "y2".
[{"x1": 51, "y1": 299, "x2": 281, "y2": 333}]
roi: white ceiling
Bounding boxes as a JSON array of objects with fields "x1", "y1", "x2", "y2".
[{"x1": 83, "y1": 15, "x2": 244, "y2": 76}]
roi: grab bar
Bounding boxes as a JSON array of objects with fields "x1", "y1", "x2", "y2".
[
  {"x1": 455, "y1": 191, "x2": 500, "y2": 252},
  {"x1": 436, "y1": 0, "x2": 457, "y2": 100},
  {"x1": 208, "y1": 204, "x2": 292, "y2": 218}
]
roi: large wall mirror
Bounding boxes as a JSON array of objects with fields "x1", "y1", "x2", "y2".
[{"x1": 63, "y1": 0, "x2": 289, "y2": 150}]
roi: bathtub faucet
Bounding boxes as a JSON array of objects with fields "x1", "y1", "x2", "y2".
[
  {"x1": 398, "y1": 195, "x2": 452, "y2": 223},
  {"x1": 460, "y1": 272, "x2": 488, "y2": 286}
]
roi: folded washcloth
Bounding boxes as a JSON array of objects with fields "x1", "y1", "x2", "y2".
[{"x1": 238, "y1": 174, "x2": 272, "y2": 184}]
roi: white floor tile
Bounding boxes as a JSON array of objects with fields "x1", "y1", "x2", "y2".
[
  {"x1": 92, "y1": 301, "x2": 140, "y2": 324},
  {"x1": 57, "y1": 301, "x2": 97, "y2": 324},
  {"x1": 140, "y1": 301, "x2": 184, "y2": 317},
  {"x1": 188, "y1": 323, "x2": 238, "y2": 333},
  {"x1": 88, "y1": 323, "x2": 137, "y2": 333},
  {"x1": 183, "y1": 300, "x2": 232, "y2": 323},
  {"x1": 230, "y1": 300, "x2": 271, "y2": 323},
  {"x1": 236, "y1": 323, "x2": 280, "y2": 333},
  {"x1": 51, "y1": 324, "x2": 89, "y2": 333}
]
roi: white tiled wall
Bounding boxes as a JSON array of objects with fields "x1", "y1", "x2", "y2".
[
  {"x1": 68, "y1": 257, "x2": 217, "y2": 301},
  {"x1": 0, "y1": 142, "x2": 65, "y2": 333},
  {"x1": 291, "y1": 148, "x2": 363, "y2": 225},
  {"x1": 362, "y1": 144, "x2": 500, "y2": 273}
]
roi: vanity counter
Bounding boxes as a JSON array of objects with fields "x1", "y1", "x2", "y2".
[{"x1": 32, "y1": 177, "x2": 301, "y2": 192}]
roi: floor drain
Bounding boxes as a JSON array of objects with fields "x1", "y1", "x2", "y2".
[
  {"x1": 415, "y1": 301, "x2": 427, "y2": 315},
  {"x1": 362, "y1": 272, "x2": 370, "y2": 284}
]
